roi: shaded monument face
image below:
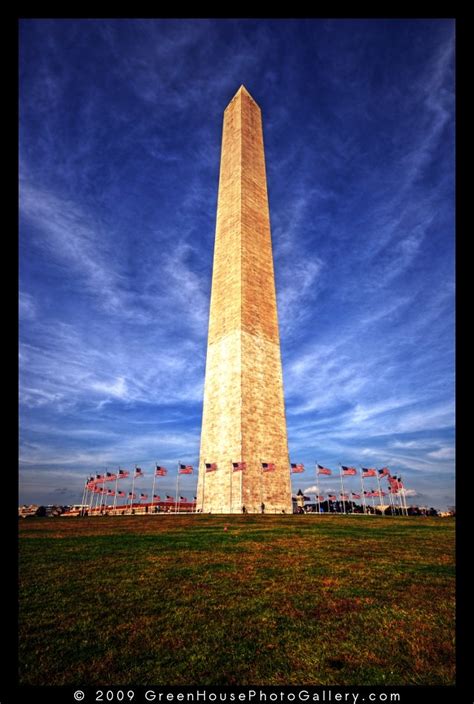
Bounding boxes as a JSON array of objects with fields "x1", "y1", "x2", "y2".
[{"x1": 197, "y1": 86, "x2": 292, "y2": 514}]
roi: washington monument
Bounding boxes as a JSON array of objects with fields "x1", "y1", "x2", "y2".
[{"x1": 197, "y1": 86, "x2": 292, "y2": 514}]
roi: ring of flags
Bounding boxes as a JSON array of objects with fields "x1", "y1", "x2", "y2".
[{"x1": 79, "y1": 461, "x2": 410, "y2": 516}]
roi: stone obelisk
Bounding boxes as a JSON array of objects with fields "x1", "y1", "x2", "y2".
[{"x1": 197, "y1": 85, "x2": 292, "y2": 514}]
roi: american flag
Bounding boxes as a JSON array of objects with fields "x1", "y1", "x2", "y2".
[
  {"x1": 205, "y1": 463, "x2": 218, "y2": 472},
  {"x1": 328, "y1": 494, "x2": 337, "y2": 501},
  {"x1": 134, "y1": 467, "x2": 144, "y2": 478},
  {"x1": 389, "y1": 486, "x2": 399, "y2": 494},
  {"x1": 179, "y1": 496, "x2": 187, "y2": 502},
  {"x1": 128, "y1": 492, "x2": 136, "y2": 498},
  {"x1": 107, "y1": 489, "x2": 115, "y2": 496},
  {"x1": 351, "y1": 492, "x2": 361, "y2": 499},
  {"x1": 232, "y1": 462, "x2": 246, "y2": 471},
  {"x1": 95, "y1": 474, "x2": 104, "y2": 482},
  {"x1": 153, "y1": 494, "x2": 161, "y2": 500},
  {"x1": 290, "y1": 463, "x2": 304, "y2": 473},
  {"x1": 378, "y1": 467, "x2": 391, "y2": 477},
  {"x1": 106, "y1": 472, "x2": 117, "y2": 481},
  {"x1": 166, "y1": 495, "x2": 174, "y2": 501},
  {"x1": 155, "y1": 466, "x2": 167, "y2": 476},
  {"x1": 361, "y1": 467, "x2": 377, "y2": 477},
  {"x1": 86, "y1": 481, "x2": 95, "y2": 489},
  {"x1": 341, "y1": 466, "x2": 357, "y2": 476},
  {"x1": 118, "y1": 469, "x2": 130, "y2": 479},
  {"x1": 340, "y1": 493, "x2": 349, "y2": 500},
  {"x1": 179, "y1": 464, "x2": 193, "y2": 474},
  {"x1": 140, "y1": 493, "x2": 148, "y2": 500},
  {"x1": 262, "y1": 462, "x2": 276, "y2": 471},
  {"x1": 117, "y1": 491, "x2": 125, "y2": 497},
  {"x1": 317, "y1": 464, "x2": 332, "y2": 475},
  {"x1": 315, "y1": 495, "x2": 324, "y2": 502}
]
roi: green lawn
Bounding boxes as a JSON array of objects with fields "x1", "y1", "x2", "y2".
[{"x1": 18, "y1": 514, "x2": 455, "y2": 686}]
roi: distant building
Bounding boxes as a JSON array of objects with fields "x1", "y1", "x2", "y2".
[
  {"x1": 43, "y1": 505, "x2": 67, "y2": 517},
  {"x1": 18, "y1": 504, "x2": 39, "y2": 518}
]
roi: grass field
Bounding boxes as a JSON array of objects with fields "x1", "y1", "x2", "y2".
[{"x1": 18, "y1": 514, "x2": 455, "y2": 686}]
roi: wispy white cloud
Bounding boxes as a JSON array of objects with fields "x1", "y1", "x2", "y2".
[
  {"x1": 303, "y1": 485, "x2": 319, "y2": 494},
  {"x1": 427, "y1": 446, "x2": 455, "y2": 461},
  {"x1": 404, "y1": 489, "x2": 418, "y2": 497},
  {"x1": 19, "y1": 428, "x2": 201, "y2": 468},
  {"x1": 20, "y1": 182, "x2": 128, "y2": 313},
  {"x1": 90, "y1": 377, "x2": 128, "y2": 399},
  {"x1": 277, "y1": 256, "x2": 323, "y2": 335},
  {"x1": 20, "y1": 319, "x2": 205, "y2": 414},
  {"x1": 19, "y1": 291, "x2": 37, "y2": 320}
]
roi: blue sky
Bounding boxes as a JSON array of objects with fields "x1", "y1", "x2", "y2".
[{"x1": 19, "y1": 19, "x2": 455, "y2": 509}]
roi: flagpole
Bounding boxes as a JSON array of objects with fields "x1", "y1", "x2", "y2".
[
  {"x1": 259, "y1": 459, "x2": 263, "y2": 514},
  {"x1": 96, "y1": 485, "x2": 103, "y2": 514},
  {"x1": 289, "y1": 460, "x2": 292, "y2": 512},
  {"x1": 152, "y1": 464, "x2": 157, "y2": 515},
  {"x1": 83, "y1": 482, "x2": 90, "y2": 515},
  {"x1": 339, "y1": 465, "x2": 346, "y2": 514},
  {"x1": 95, "y1": 482, "x2": 100, "y2": 515},
  {"x1": 314, "y1": 463, "x2": 320, "y2": 514},
  {"x1": 240, "y1": 463, "x2": 243, "y2": 512},
  {"x1": 130, "y1": 466, "x2": 137, "y2": 514},
  {"x1": 100, "y1": 473, "x2": 106, "y2": 514},
  {"x1": 376, "y1": 471, "x2": 385, "y2": 517},
  {"x1": 402, "y1": 486, "x2": 408, "y2": 515},
  {"x1": 175, "y1": 462, "x2": 180, "y2": 514},
  {"x1": 400, "y1": 479, "x2": 408, "y2": 515},
  {"x1": 80, "y1": 477, "x2": 88, "y2": 516},
  {"x1": 390, "y1": 487, "x2": 396, "y2": 515},
  {"x1": 388, "y1": 484, "x2": 395, "y2": 515},
  {"x1": 85, "y1": 481, "x2": 91, "y2": 514},
  {"x1": 80, "y1": 477, "x2": 87, "y2": 516},
  {"x1": 360, "y1": 471, "x2": 367, "y2": 514},
  {"x1": 95, "y1": 487, "x2": 101, "y2": 515},
  {"x1": 385, "y1": 474, "x2": 394, "y2": 515},
  {"x1": 98, "y1": 476, "x2": 103, "y2": 514},
  {"x1": 392, "y1": 479, "x2": 402, "y2": 515},
  {"x1": 229, "y1": 461, "x2": 233, "y2": 514},
  {"x1": 202, "y1": 461, "x2": 206, "y2": 513},
  {"x1": 399, "y1": 489, "x2": 406, "y2": 516},
  {"x1": 392, "y1": 489, "x2": 398, "y2": 515},
  {"x1": 97, "y1": 484, "x2": 103, "y2": 514},
  {"x1": 112, "y1": 470, "x2": 119, "y2": 515},
  {"x1": 397, "y1": 488, "x2": 404, "y2": 515}
]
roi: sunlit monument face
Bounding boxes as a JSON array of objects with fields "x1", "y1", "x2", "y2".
[{"x1": 197, "y1": 86, "x2": 292, "y2": 514}]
